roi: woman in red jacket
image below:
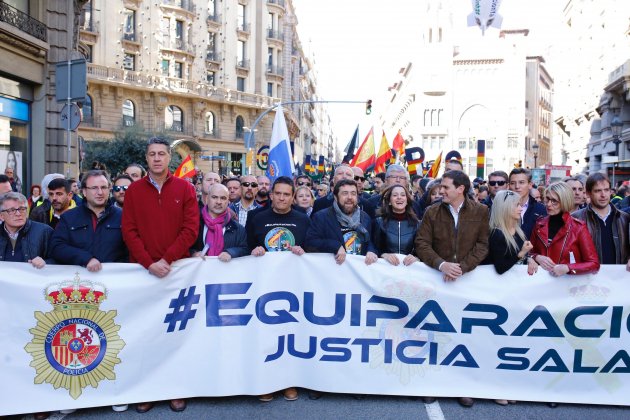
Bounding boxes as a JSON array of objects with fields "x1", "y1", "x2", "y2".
[{"x1": 528, "y1": 182, "x2": 599, "y2": 276}]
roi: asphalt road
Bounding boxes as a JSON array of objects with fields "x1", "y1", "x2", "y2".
[{"x1": 14, "y1": 392, "x2": 630, "y2": 420}]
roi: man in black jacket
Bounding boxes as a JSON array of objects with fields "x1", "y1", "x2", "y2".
[
  {"x1": 50, "y1": 170, "x2": 127, "y2": 271},
  {"x1": 509, "y1": 168, "x2": 547, "y2": 239}
]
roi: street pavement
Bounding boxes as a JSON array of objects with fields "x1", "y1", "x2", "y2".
[{"x1": 14, "y1": 392, "x2": 630, "y2": 420}]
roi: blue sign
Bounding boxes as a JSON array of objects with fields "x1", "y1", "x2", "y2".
[{"x1": 0, "y1": 96, "x2": 29, "y2": 121}]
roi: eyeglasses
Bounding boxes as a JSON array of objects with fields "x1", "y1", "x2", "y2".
[
  {"x1": 489, "y1": 180, "x2": 507, "y2": 187},
  {"x1": 85, "y1": 186, "x2": 109, "y2": 192},
  {"x1": 112, "y1": 185, "x2": 129, "y2": 192},
  {"x1": 241, "y1": 182, "x2": 258, "y2": 188},
  {"x1": 354, "y1": 176, "x2": 366, "y2": 182},
  {"x1": 386, "y1": 175, "x2": 407, "y2": 181},
  {"x1": 502, "y1": 190, "x2": 515, "y2": 201},
  {"x1": 544, "y1": 197, "x2": 560, "y2": 206},
  {"x1": 1, "y1": 206, "x2": 27, "y2": 215},
  {"x1": 297, "y1": 181, "x2": 312, "y2": 187},
  {"x1": 317, "y1": 188, "x2": 326, "y2": 191}
]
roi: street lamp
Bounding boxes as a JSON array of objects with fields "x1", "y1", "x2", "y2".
[
  {"x1": 611, "y1": 115, "x2": 623, "y2": 187},
  {"x1": 532, "y1": 142, "x2": 539, "y2": 168}
]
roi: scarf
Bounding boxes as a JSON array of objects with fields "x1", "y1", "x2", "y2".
[
  {"x1": 332, "y1": 201, "x2": 368, "y2": 242},
  {"x1": 202, "y1": 206, "x2": 230, "y2": 256}
]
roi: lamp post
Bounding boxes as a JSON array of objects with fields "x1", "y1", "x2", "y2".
[
  {"x1": 532, "y1": 142, "x2": 539, "y2": 168},
  {"x1": 611, "y1": 115, "x2": 623, "y2": 187}
]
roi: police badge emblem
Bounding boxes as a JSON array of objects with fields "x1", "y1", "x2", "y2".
[{"x1": 24, "y1": 273, "x2": 125, "y2": 399}]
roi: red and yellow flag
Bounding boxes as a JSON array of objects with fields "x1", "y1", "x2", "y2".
[
  {"x1": 173, "y1": 155, "x2": 196, "y2": 178},
  {"x1": 428, "y1": 151, "x2": 443, "y2": 178},
  {"x1": 350, "y1": 127, "x2": 375, "y2": 172},
  {"x1": 374, "y1": 131, "x2": 392, "y2": 174},
  {"x1": 390, "y1": 130, "x2": 405, "y2": 163}
]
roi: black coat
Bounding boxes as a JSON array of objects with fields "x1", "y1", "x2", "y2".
[
  {"x1": 192, "y1": 214, "x2": 248, "y2": 258},
  {"x1": 305, "y1": 206, "x2": 377, "y2": 255},
  {"x1": 372, "y1": 217, "x2": 419, "y2": 256},
  {"x1": 0, "y1": 219, "x2": 53, "y2": 262}
]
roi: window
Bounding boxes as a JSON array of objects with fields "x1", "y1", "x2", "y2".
[
  {"x1": 123, "y1": 53, "x2": 135, "y2": 71},
  {"x1": 267, "y1": 82, "x2": 273, "y2": 97},
  {"x1": 207, "y1": 32, "x2": 216, "y2": 60},
  {"x1": 174, "y1": 62, "x2": 183, "y2": 78},
  {"x1": 80, "y1": 0, "x2": 93, "y2": 31},
  {"x1": 238, "y1": 4, "x2": 246, "y2": 30},
  {"x1": 237, "y1": 77, "x2": 245, "y2": 92},
  {"x1": 122, "y1": 100, "x2": 135, "y2": 127},
  {"x1": 82, "y1": 94, "x2": 93, "y2": 123},
  {"x1": 124, "y1": 9, "x2": 135, "y2": 41},
  {"x1": 165, "y1": 105, "x2": 183, "y2": 132},
  {"x1": 235, "y1": 115, "x2": 244, "y2": 138},
  {"x1": 161, "y1": 59, "x2": 169, "y2": 76},
  {"x1": 208, "y1": 0, "x2": 216, "y2": 16},
  {"x1": 206, "y1": 71, "x2": 215, "y2": 85},
  {"x1": 175, "y1": 20, "x2": 183, "y2": 40},
  {"x1": 205, "y1": 111, "x2": 215, "y2": 134},
  {"x1": 237, "y1": 40, "x2": 245, "y2": 66},
  {"x1": 458, "y1": 138, "x2": 466, "y2": 149},
  {"x1": 268, "y1": 47, "x2": 273, "y2": 68},
  {"x1": 162, "y1": 17, "x2": 170, "y2": 42},
  {"x1": 85, "y1": 45, "x2": 93, "y2": 63}
]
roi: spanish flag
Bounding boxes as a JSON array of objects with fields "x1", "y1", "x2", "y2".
[
  {"x1": 428, "y1": 151, "x2": 443, "y2": 178},
  {"x1": 374, "y1": 131, "x2": 392, "y2": 174},
  {"x1": 304, "y1": 155, "x2": 313, "y2": 174},
  {"x1": 390, "y1": 130, "x2": 405, "y2": 164},
  {"x1": 173, "y1": 155, "x2": 196, "y2": 178},
  {"x1": 350, "y1": 127, "x2": 375, "y2": 172},
  {"x1": 317, "y1": 155, "x2": 325, "y2": 174}
]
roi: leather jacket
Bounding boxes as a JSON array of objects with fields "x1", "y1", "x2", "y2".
[
  {"x1": 373, "y1": 217, "x2": 419, "y2": 256},
  {"x1": 530, "y1": 212, "x2": 600, "y2": 274},
  {"x1": 572, "y1": 204, "x2": 629, "y2": 264}
]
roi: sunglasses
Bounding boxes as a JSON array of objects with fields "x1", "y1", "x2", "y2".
[
  {"x1": 241, "y1": 182, "x2": 258, "y2": 188},
  {"x1": 297, "y1": 181, "x2": 312, "y2": 187},
  {"x1": 489, "y1": 180, "x2": 507, "y2": 187},
  {"x1": 354, "y1": 176, "x2": 366, "y2": 182},
  {"x1": 502, "y1": 190, "x2": 516, "y2": 201},
  {"x1": 112, "y1": 185, "x2": 129, "y2": 192}
]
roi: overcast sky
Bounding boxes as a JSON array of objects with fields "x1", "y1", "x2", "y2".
[{"x1": 292, "y1": 0, "x2": 559, "y2": 150}]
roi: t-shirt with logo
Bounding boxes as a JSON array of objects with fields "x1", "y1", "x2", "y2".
[
  {"x1": 341, "y1": 226, "x2": 362, "y2": 255},
  {"x1": 247, "y1": 208, "x2": 311, "y2": 252}
]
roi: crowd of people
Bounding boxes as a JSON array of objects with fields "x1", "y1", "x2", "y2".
[{"x1": 1, "y1": 137, "x2": 629, "y2": 417}]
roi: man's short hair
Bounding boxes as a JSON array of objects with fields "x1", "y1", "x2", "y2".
[
  {"x1": 509, "y1": 168, "x2": 532, "y2": 182},
  {"x1": 333, "y1": 179, "x2": 358, "y2": 197},
  {"x1": 585, "y1": 173, "x2": 610, "y2": 193},
  {"x1": 126, "y1": 163, "x2": 147, "y2": 177},
  {"x1": 374, "y1": 173, "x2": 385, "y2": 182},
  {"x1": 0, "y1": 174, "x2": 9, "y2": 184},
  {"x1": 272, "y1": 176, "x2": 295, "y2": 194},
  {"x1": 442, "y1": 170, "x2": 471, "y2": 195},
  {"x1": 386, "y1": 164, "x2": 407, "y2": 176},
  {"x1": 563, "y1": 176, "x2": 584, "y2": 186},
  {"x1": 0, "y1": 191, "x2": 27, "y2": 208},
  {"x1": 446, "y1": 159, "x2": 464, "y2": 170},
  {"x1": 146, "y1": 137, "x2": 171, "y2": 153},
  {"x1": 488, "y1": 170, "x2": 509, "y2": 181},
  {"x1": 224, "y1": 177, "x2": 241, "y2": 186},
  {"x1": 48, "y1": 177, "x2": 71, "y2": 193},
  {"x1": 81, "y1": 170, "x2": 111, "y2": 188},
  {"x1": 113, "y1": 174, "x2": 134, "y2": 184}
]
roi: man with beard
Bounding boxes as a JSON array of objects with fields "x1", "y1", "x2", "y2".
[
  {"x1": 256, "y1": 175, "x2": 271, "y2": 207},
  {"x1": 229, "y1": 174, "x2": 260, "y2": 226},
  {"x1": 306, "y1": 179, "x2": 377, "y2": 264},
  {"x1": 192, "y1": 183, "x2": 247, "y2": 260},
  {"x1": 572, "y1": 173, "x2": 629, "y2": 269},
  {"x1": 50, "y1": 170, "x2": 127, "y2": 270},
  {"x1": 111, "y1": 174, "x2": 133, "y2": 208},
  {"x1": 29, "y1": 178, "x2": 76, "y2": 229}
]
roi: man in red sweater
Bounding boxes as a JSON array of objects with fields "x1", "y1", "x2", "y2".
[{"x1": 121, "y1": 137, "x2": 199, "y2": 413}]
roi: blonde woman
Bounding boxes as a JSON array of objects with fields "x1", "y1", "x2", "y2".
[
  {"x1": 489, "y1": 190, "x2": 533, "y2": 275},
  {"x1": 294, "y1": 185, "x2": 315, "y2": 217}
]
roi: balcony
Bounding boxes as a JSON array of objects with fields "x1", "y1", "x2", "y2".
[
  {"x1": 267, "y1": 0, "x2": 286, "y2": 10},
  {"x1": 267, "y1": 28, "x2": 283, "y2": 41},
  {"x1": 122, "y1": 116, "x2": 135, "y2": 128},
  {"x1": 207, "y1": 13, "x2": 221, "y2": 28},
  {"x1": 236, "y1": 59, "x2": 250, "y2": 70},
  {"x1": 204, "y1": 127, "x2": 220, "y2": 138},
  {"x1": 266, "y1": 64, "x2": 283, "y2": 77},
  {"x1": 206, "y1": 50, "x2": 221, "y2": 63},
  {"x1": 81, "y1": 115, "x2": 101, "y2": 128},
  {"x1": 161, "y1": 0, "x2": 195, "y2": 13},
  {"x1": 165, "y1": 38, "x2": 195, "y2": 55},
  {"x1": 237, "y1": 22, "x2": 250, "y2": 34},
  {"x1": 80, "y1": 19, "x2": 99, "y2": 34},
  {"x1": 123, "y1": 32, "x2": 136, "y2": 42},
  {"x1": 0, "y1": 1, "x2": 47, "y2": 42}
]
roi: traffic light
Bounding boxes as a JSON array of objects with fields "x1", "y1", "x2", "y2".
[{"x1": 365, "y1": 100, "x2": 372, "y2": 115}]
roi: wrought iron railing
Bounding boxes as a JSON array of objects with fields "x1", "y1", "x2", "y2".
[{"x1": 0, "y1": 1, "x2": 47, "y2": 42}]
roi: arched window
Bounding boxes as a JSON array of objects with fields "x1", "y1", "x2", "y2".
[
  {"x1": 82, "y1": 94, "x2": 93, "y2": 124},
  {"x1": 123, "y1": 99, "x2": 135, "y2": 127},
  {"x1": 205, "y1": 111, "x2": 215, "y2": 135},
  {"x1": 235, "y1": 115, "x2": 244, "y2": 138},
  {"x1": 165, "y1": 105, "x2": 183, "y2": 132}
]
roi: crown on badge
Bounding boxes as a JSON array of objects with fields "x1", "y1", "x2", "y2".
[{"x1": 44, "y1": 272, "x2": 107, "y2": 311}]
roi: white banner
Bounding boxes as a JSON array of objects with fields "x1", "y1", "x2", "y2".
[{"x1": 1, "y1": 255, "x2": 629, "y2": 415}]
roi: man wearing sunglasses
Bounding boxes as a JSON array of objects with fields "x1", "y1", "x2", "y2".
[
  {"x1": 481, "y1": 171, "x2": 509, "y2": 210},
  {"x1": 229, "y1": 175, "x2": 261, "y2": 226},
  {"x1": 295, "y1": 175, "x2": 312, "y2": 189},
  {"x1": 111, "y1": 174, "x2": 133, "y2": 208}
]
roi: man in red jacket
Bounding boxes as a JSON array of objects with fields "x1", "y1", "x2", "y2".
[{"x1": 121, "y1": 137, "x2": 199, "y2": 413}]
